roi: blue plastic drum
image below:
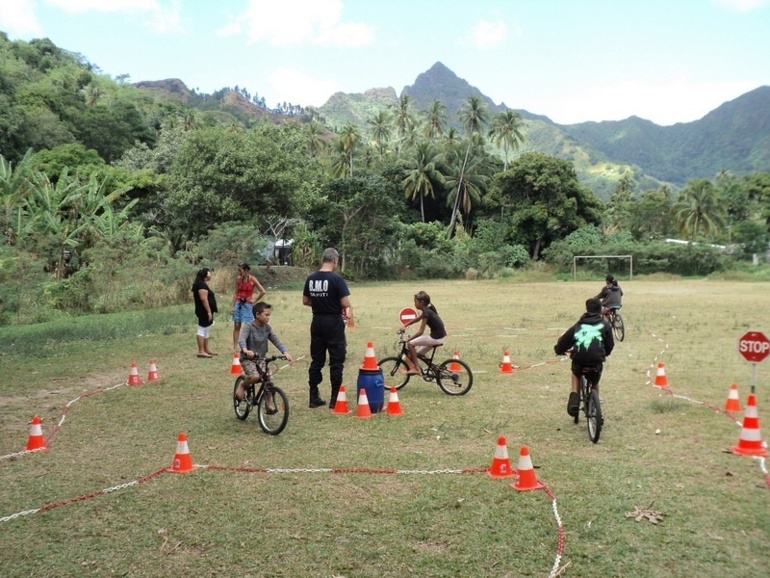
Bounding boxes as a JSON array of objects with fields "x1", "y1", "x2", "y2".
[{"x1": 357, "y1": 368, "x2": 385, "y2": 413}]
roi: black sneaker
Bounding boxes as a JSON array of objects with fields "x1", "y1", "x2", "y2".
[
  {"x1": 309, "y1": 397, "x2": 326, "y2": 408},
  {"x1": 567, "y1": 392, "x2": 579, "y2": 417}
]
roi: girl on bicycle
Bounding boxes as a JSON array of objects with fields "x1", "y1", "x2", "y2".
[
  {"x1": 403, "y1": 291, "x2": 446, "y2": 375},
  {"x1": 596, "y1": 274, "x2": 623, "y2": 314}
]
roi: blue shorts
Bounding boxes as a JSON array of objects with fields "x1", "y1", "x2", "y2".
[{"x1": 233, "y1": 301, "x2": 254, "y2": 323}]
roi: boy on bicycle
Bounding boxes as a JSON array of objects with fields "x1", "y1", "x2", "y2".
[
  {"x1": 236, "y1": 302, "x2": 293, "y2": 408},
  {"x1": 554, "y1": 298, "x2": 614, "y2": 417}
]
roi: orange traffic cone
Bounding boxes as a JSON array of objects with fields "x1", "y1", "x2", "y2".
[
  {"x1": 511, "y1": 445, "x2": 545, "y2": 491},
  {"x1": 126, "y1": 362, "x2": 143, "y2": 386},
  {"x1": 25, "y1": 416, "x2": 46, "y2": 451},
  {"x1": 230, "y1": 353, "x2": 243, "y2": 375},
  {"x1": 449, "y1": 350, "x2": 463, "y2": 372},
  {"x1": 499, "y1": 351, "x2": 514, "y2": 374},
  {"x1": 332, "y1": 385, "x2": 351, "y2": 415},
  {"x1": 488, "y1": 436, "x2": 516, "y2": 478},
  {"x1": 360, "y1": 341, "x2": 379, "y2": 370},
  {"x1": 147, "y1": 359, "x2": 160, "y2": 382},
  {"x1": 386, "y1": 386, "x2": 404, "y2": 415},
  {"x1": 724, "y1": 383, "x2": 741, "y2": 413},
  {"x1": 731, "y1": 394, "x2": 768, "y2": 457},
  {"x1": 356, "y1": 388, "x2": 373, "y2": 418},
  {"x1": 168, "y1": 432, "x2": 196, "y2": 473},
  {"x1": 653, "y1": 363, "x2": 669, "y2": 387}
]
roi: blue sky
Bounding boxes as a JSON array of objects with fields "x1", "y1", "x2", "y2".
[{"x1": 2, "y1": 0, "x2": 769, "y2": 125}]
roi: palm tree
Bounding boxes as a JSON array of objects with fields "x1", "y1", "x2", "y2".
[
  {"x1": 402, "y1": 142, "x2": 446, "y2": 222},
  {"x1": 0, "y1": 151, "x2": 35, "y2": 245},
  {"x1": 304, "y1": 121, "x2": 326, "y2": 157},
  {"x1": 423, "y1": 99, "x2": 447, "y2": 140},
  {"x1": 392, "y1": 94, "x2": 415, "y2": 156},
  {"x1": 487, "y1": 109, "x2": 525, "y2": 170},
  {"x1": 338, "y1": 124, "x2": 361, "y2": 177},
  {"x1": 444, "y1": 141, "x2": 493, "y2": 237},
  {"x1": 367, "y1": 110, "x2": 391, "y2": 159},
  {"x1": 458, "y1": 95, "x2": 489, "y2": 138},
  {"x1": 672, "y1": 179, "x2": 726, "y2": 241}
]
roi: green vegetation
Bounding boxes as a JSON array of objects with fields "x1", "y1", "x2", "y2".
[
  {"x1": 1, "y1": 280, "x2": 769, "y2": 577},
  {"x1": 0, "y1": 34, "x2": 769, "y2": 326}
]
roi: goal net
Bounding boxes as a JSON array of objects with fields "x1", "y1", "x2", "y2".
[{"x1": 572, "y1": 255, "x2": 633, "y2": 281}]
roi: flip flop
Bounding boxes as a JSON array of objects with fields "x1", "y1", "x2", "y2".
[
  {"x1": 207, "y1": 352, "x2": 219, "y2": 356},
  {"x1": 197, "y1": 354, "x2": 213, "y2": 358}
]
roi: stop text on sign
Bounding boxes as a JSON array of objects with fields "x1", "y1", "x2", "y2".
[{"x1": 738, "y1": 330, "x2": 770, "y2": 363}]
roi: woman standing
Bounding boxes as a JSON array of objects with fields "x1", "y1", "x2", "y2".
[
  {"x1": 193, "y1": 267, "x2": 218, "y2": 358},
  {"x1": 230, "y1": 262, "x2": 266, "y2": 353}
]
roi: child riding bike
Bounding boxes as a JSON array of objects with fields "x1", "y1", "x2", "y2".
[
  {"x1": 236, "y1": 302, "x2": 293, "y2": 410},
  {"x1": 596, "y1": 274, "x2": 623, "y2": 316},
  {"x1": 554, "y1": 298, "x2": 615, "y2": 417}
]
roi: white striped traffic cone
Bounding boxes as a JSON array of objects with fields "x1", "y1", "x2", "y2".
[{"x1": 731, "y1": 394, "x2": 768, "y2": 457}]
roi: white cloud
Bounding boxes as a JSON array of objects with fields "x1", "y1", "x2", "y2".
[
  {"x1": 535, "y1": 79, "x2": 759, "y2": 125},
  {"x1": 228, "y1": 0, "x2": 375, "y2": 47},
  {"x1": 711, "y1": 0, "x2": 769, "y2": 11},
  {"x1": 468, "y1": 19, "x2": 507, "y2": 49},
  {"x1": 0, "y1": 0, "x2": 43, "y2": 36},
  {"x1": 266, "y1": 67, "x2": 340, "y2": 107},
  {"x1": 45, "y1": 0, "x2": 182, "y2": 32}
]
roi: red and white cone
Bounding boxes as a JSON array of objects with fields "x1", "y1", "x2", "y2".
[
  {"x1": 488, "y1": 436, "x2": 516, "y2": 478},
  {"x1": 25, "y1": 416, "x2": 46, "y2": 451},
  {"x1": 332, "y1": 384, "x2": 351, "y2": 415},
  {"x1": 360, "y1": 341, "x2": 379, "y2": 370},
  {"x1": 230, "y1": 353, "x2": 243, "y2": 375},
  {"x1": 731, "y1": 394, "x2": 768, "y2": 457},
  {"x1": 449, "y1": 350, "x2": 463, "y2": 372},
  {"x1": 724, "y1": 383, "x2": 741, "y2": 413},
  {"x1": 386, "y1": 386, "x2": 404, "y2": 415},
  {"x1": 499, "y1": 351, "x2": 514, "y2": 374},
  {"x1": 511, "y1": 445, "x2": 545, "y2": 491},
  {"x1": 126, "y1": 362, "x2": 143, "y2": 385},
  {"x1": 168, "y1": 432, "x2": 196, "y2": 473},
  {"x1": 356, "y1": 388, "x2": 373, "y2": 418},
  {"x1": 147, "y1": 359, "x2": 160, "y2": 382},
  {"x1": 653, "y1": 363, "x2": 669, "y2": 387}
]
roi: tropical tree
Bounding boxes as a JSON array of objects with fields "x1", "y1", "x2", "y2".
[
  {"x1": 672, "y1": 178, "x2": 726, "y2": 241},
  {"x1": 423, "y1": 99, "x2": 447, "y2": 140},
  {"x1": 487, "y1": 109, "x2": 524, "y2": 170},
  {"x1": 402, "y1": 142, "x2": 446, "y2": 223},
  {"x1": 337, "y1": 123, "x2": 360, "y2": 177},
  {"x1": 367, "y1": 110, "x2": 391, "y2": 159},
  {"x1": 444, "y1": 141, "x2": 493, "y2": 237},
  {"x1": 0, "y1": 151, "x2": 34, "y2": 244},
  {"x1": 458, "y1": 95, "x2": 489, "y2": 138},
  {"x1": 392, "y1": 94, "x2": 415, "y2": 156}
]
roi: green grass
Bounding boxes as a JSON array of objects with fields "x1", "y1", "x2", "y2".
[{"x1": 1, "y1": 279, "x2": 769, "y2": 577}]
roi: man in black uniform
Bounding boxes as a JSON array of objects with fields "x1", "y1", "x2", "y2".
[{"x1": 302, "y1": 248, "x2": 352, "y2": 409}]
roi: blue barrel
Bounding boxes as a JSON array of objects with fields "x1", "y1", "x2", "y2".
[{"x1": 357, "y1": 368, "x2": 384, "y2": 413}]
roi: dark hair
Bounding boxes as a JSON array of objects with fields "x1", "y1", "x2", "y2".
[
  {"x1": 252, "y1": 301, "x2": 271, "y2": 317},
  {"x1": 414, "y1": 291, "x2": 438, "y2": 314},
  {"x1": 239, "y1": 262, "x2": 250, "y2": 271},
  {"x1": 605, "y1": 274, "x2": 616, "y2": 285},
  {"x1": 195, "y1": 268, "x2": 210, "y2": 282},
  {"x1": 586, "y1": 297, "x2": 602, "y2": 315}
]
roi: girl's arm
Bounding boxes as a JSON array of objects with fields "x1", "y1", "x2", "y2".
[
  {"x1": 198, "y1": 288, "x2": 212, "y2": 318},
  {"x1": 409, "y1": 318, "x2": 427, "y2": 340},
  {"x1": 252, "y1": 275, "x2": 266, "y2": 302}
]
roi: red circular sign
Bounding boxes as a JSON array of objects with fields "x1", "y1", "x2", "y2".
[
  {"x1": 738, "y1": 331, "x2": 770, "y2": 363},
  {"x1": 399, "y1": 307, "x2": 418, "y2": 326}
]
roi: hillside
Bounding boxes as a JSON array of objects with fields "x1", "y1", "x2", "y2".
[{"x1": 317, "y1": 61, "x2": 770, "y2": 195}]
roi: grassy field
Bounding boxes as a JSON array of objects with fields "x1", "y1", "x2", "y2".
[{"x1": 1, "y1": 278, "x2": 769, "y2": 577}]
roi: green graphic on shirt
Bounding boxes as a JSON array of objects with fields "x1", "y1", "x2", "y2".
[{"x1": 574, "y1": 323, "x2": 603, "y2": 351}]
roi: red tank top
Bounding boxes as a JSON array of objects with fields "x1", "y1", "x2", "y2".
[{"x1": 236, "y1": 276, "x2": 254, "y2": 301}]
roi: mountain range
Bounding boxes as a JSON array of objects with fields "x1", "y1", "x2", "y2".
[
  {"x1": 137, "y1": 62, "x2": 770, "y2": 199},
  {"x1": 314, "y1": 62, "x2": 770, "y2": 197}
]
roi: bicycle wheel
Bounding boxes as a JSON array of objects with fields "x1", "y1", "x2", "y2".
[
  {"x1": 611, "y1": 311, "x2": 625, "y2": 342},
  {"x1": 233, "y1": 376, "x2": 250, "y2": 420},
  {"x1": 586, "y1": 389, "x2": 603, "y2": 443},
  {"x1": 436, "y1": 359, "x2": 473, "y2": 395},
  {"x1": 258, "y1": 386, "x2": 289, "y2": 435},
  {"x1": 378, "y1": 356, "x2": 411, "y2": 390},
  {"x1": 574, "y1": 377, "x2": 585, "y2": 424}
]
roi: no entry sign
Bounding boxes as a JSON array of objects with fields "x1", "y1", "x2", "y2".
[
  {"x1": 738, "y1": 331, "x2": 770, "y2": 363},
  {"x1": 399, "y1": 306, "x2": 418, "y2": 326}
]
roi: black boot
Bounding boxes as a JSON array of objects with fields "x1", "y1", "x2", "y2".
[
  {"x1": 567, "y1": 392, "x2": 579, "y2": 417},
  {"x1": 309, "y1": 385, "x2": 326, "y2": 408}
]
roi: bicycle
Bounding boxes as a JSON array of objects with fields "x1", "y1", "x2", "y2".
[
  {"x1": 605, "y1": 306, "x2": 624, "y2": 342},
  {"x1": 232, "y1": 354, "x2": 290, "y2": 435},
  {"x1": 574, "y1": 367, "x2": 604, "y2": 443},
  {"x1": 377, "y1": 329, "x2": 473, "y2": 395}
]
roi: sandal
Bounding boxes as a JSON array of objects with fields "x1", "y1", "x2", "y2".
[{"x1": 197, "y1": 353, "x2": 212, "y2": 358}]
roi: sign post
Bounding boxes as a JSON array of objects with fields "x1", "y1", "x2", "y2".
[
  {"x1": 738, "y1": 330, "x2": 770, "y2": 393},
  {"x1": 399, "y1": 306, "x2": 418, "y2": 327}
]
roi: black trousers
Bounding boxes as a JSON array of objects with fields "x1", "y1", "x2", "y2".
[{"x1": 309, "y1": 316, "x2": 347, "y2": 400}]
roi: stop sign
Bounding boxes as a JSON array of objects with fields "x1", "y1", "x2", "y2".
[
  {"x1": 738, "y1": 331, "x2": 770, "y2": 363},
  {"x1": 399, "y1": 306, "x2": 418, "y2": 326}
]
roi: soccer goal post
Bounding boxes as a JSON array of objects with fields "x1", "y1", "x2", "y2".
[{"x1": 572, "y1": 255, "x2": 633, "y2": 281}]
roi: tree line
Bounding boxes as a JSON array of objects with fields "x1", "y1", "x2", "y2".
[{"x1": 0, "y1": 33, "x2": 768, "y2": 325}]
